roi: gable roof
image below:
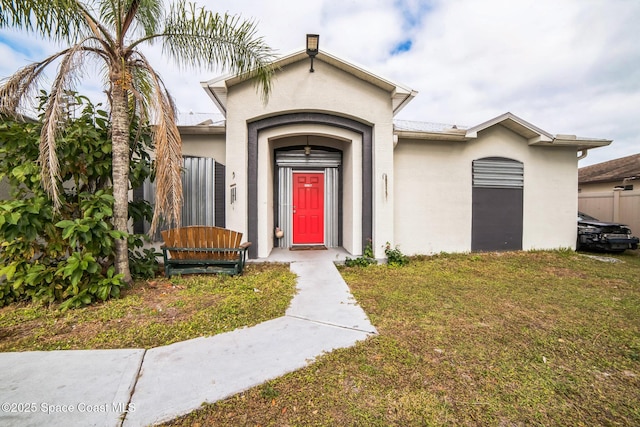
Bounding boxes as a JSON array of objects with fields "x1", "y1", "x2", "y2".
[
  {"x1": 201, "y1": 50, "x2": 417, "y2": 117},
  {"x1": 579, "y1": 153, "x2": 640, "y2": 183},
  {"x1": 394, "y1": 112, "x2": 612, "y2": 151},
  {"x1": 465, "y1": 112, "x2": 554, "y2": 142}
]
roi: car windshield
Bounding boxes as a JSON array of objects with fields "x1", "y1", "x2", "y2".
[{"x1": 578, "y1": 212, "x2": 599, "y2": 221}]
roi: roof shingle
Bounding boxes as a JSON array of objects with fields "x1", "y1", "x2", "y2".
[{"x1": 579, "y1": 153, "x2": 640, "y2": 183}]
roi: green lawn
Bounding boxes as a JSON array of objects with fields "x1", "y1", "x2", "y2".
[
  {"x1": 165, "y1": 250, "x2": 640, "y2": 427},
  {"x1": 0, "y1": 263, "x2": 296, "y2": 351}
]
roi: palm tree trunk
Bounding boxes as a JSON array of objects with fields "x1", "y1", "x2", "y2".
[{"x1": 111, "y1": 82, "x2": 133, "y2": 284}]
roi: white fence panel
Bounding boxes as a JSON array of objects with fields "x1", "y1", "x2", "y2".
[{"x1": 579, "y1": 189, "x2": 640, "y2": 235}]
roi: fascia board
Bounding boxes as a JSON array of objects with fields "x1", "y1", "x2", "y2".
[
  {"x1": 177, "y1": 125, "x2": 226, "y2": 135},
  {"x1": 395, "y1": 130, "x2": 468, "y2": 141},
  {"x1": 200, "y1": 80, "x2": 227, "y2": 116},
  {"x1": 465, "y1": 112, "x2": 554, "y2": 141}
]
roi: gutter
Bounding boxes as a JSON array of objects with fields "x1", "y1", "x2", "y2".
[
  {"x1": 393, "y1": 90, "x2": 418, "y2": 116},
  {"x1": 177, "y1": 125, "x2": 226, "y2": 135}
]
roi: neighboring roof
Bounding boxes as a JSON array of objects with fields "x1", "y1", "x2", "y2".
[
  {"x1": 393, "y1": 119, "x2": 468, "y2": 141},
  {"x1": 394, "y1": 119, "x2": 468, "y2": 133},
  {"x1": 394, "y1": 112, "x2": 612, "y2": 151},
  {"x1": 201, "y1": 50, "x2": 417, "y2": 117},
  {"x1": 176, "y1": 112, "x2": 225, "y2": 135},
  {"x1": 177, "y1": 112, "x2": 225, "y2": 126},
  {"x1": 578, "y1": 153, "x2": 640, "y2": 184}
]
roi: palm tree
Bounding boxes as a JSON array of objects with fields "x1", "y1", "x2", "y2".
[{"x1": 0, "y1": 0, "x2": 275, "y2": 283}]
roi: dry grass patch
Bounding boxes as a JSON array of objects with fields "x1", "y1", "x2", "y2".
[
  {"x1": 0, "y1": 263, "x2": 296, "y2": 351},
  {"x1": 164, "y1": 250, "x2": 640, "y2": 427}
]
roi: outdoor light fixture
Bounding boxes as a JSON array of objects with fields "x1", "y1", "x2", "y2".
[
  {"x1": 306, "y1": 34, "x2": 319, "y2": 72},
  {"x1": 305, "y1": 136, "x2": 312, "y2": 156}
]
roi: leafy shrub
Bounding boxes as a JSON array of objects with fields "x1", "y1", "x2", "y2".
[
  {"x1": 385, "y1": 242, "x2": 409, "y2": 267},
  {"x1": 0, "y1": 92, "x2": 158, "y2": 308},
  {"x1": 344, "y1": 240, "x2": 377, "y2": 267}
]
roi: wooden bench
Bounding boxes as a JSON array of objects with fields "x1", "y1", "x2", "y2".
[{"x1": 161, "y1": 226, "x2": 251, "y2": 277}]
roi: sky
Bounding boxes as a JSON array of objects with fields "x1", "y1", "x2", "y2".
[{"x1": 1, "y1": 0, "x2": 638, "y2": 167}]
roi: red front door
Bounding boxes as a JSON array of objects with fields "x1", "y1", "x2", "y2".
[{"x1": 293, "y1": 172, "x2": 324, "y2": 244}]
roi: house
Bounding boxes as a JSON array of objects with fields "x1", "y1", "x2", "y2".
[
  {"x1": 578, "y1": 153, "x2": 640, "y2": 235},
  {"x1": 170, "y1": 47, "x2": 612, "y2": 259},
  {"x1": 578, "y1": 153, "x2": 640, "y2": 192}
]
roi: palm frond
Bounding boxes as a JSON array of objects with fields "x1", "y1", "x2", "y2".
[
  {"x1": 99, "y1": 0, "x2": 162, "y2": 44},
  {"x1": 0, "y1": 52, "x2": 66, "y2": 116},
  {"x1": 121, "y1": 0, "x2": 142, "y2": 40},
  {"x1": 158, "y1": 0, "x2": 276, "y2": 102},
  {"x1": 77, "y1": 3, "x2": 117, "y2": 51},
  {"x1": 129, "y1": 59, "x2": 182, "y2": 233},
  {"x1": 39, "y1": 46, "x2": 87, "y2": 209},
  {"x1": 98, "y1": 0, "x2": 120, "y2": 35},
  {"x1": 126, "y1": 0, "x2": 163, "y2": 40},
  {"x1": 0, "y1": 0, "x2": 92, "y2": 44},
  {"x1": 128, "y1": 59, "x2": 154, "y2": 121}
]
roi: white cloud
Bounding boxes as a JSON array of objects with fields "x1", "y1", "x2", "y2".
[
  {"x1": 377, "y1": 0, "x2": 640, "y2": 165},
  {"x1": 1, "y1": 0, "x2": 638, "y2": 166}
]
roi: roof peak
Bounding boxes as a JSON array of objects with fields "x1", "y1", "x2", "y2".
[{"x1": 201, "y1": 49, "x2": 417, "y2": 117}]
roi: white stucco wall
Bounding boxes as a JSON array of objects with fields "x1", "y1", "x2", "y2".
[
  {"x1": 180, "y1": 134, "x2": 226, "y2": 162},
  {"x1": 223, "y1": 57, "x2": 395, "y2": 257},
  {"x1": 394, "y1": 125, "x2": 579, "y2": 255}
]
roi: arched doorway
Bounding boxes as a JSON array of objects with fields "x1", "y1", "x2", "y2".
[{"x1": 247, "y1": 112, "x2": 373, "y2": 258}]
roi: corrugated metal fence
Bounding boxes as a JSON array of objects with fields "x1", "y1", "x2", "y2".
[{"x1": 141, "y1": 156, "x2": 225, "y2": 240}]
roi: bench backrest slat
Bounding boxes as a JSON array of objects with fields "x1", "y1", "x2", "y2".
[{"x1": 161, "y1": 226, "x2": 244, "y2": 261}]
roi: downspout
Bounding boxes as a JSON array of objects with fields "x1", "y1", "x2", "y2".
[{"x1": 577, "y1": 149, "x2": 588, "y2": 160}]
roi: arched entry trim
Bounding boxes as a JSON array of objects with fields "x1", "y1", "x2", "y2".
[{"x1": 247, "y1": 112, "x2": 373, "y2": 258}]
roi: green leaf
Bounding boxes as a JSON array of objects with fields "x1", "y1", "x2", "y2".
[
  {"x1": 55, "y1": 220, "x2": 75, "y2": 229},
  {"x1": 61, "y1": 226, "x2": 75, "y2": 240},
  {"x1": 9, "y1": 212, "x2": 20, "y2": 225},
  {"x1": 0, "y1": 264, "x2": 17, "y2": 280}
]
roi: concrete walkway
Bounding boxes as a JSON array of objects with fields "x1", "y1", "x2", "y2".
[{"x1": 0, "y1": 250, "x2": 376, "y2": 427}]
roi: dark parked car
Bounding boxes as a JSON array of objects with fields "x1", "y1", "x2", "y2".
[{"x1": 577, "y1": 212, "x2": 639, "y2": 252}]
